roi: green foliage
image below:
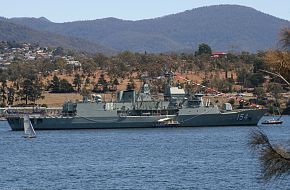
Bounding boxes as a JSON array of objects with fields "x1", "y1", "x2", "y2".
[
  {"x1": 49, "y1": 75, "x2": 60, "y2": 92},
  {"x1": 93, "y1": 74, "x2": 108, "y2": 93},
  {"x1": 0, "y1": 80, "x2": 7, "y2": 104},
  {"x1": 249, "y1": 130, "x2": 290, "y2": 182},
  {"x1": 53, "y1": 47, "x2": 64, "y2": 56},
  {"x1": 0, "y1": 35, "x2": 286, "y2": 105},
  {"x1": 82, "y1": 59, "x2": 97, "y2": 74},
  {"x1": 59, "y1": 79, "x2": 74, "y2": 93},
  {"x1": 37, "y1": 59, "x2": 57, "y2": 75},
  {"x1": 73, "y1": 74, "x2": 82, "y2": 92},
  {"x1": 55, "y1": 58, "x2": 66, "y2": 71},
  {"x1": 97, "y1": 74, "x2": 107, "y2": 86},
  {"x1": 253, "y1": 87, "x2": 266, "y2": 99},
  {"x1": 65, "y1": 64, "x2": 74, "y2": 75},
  {"x1": 85, "y1": 77, "x2": 91, "y2": 87},
  {"x1": 195, "y1": 43, "x2": 212, "y2": 56},
  {"x1": 49, "y1": 76, "x2": 74, "y2": 93},
  {"x1": 7, "y1": 41, "x2": 22, "y2": 49},
  {"x1": 7, "y1": 87, "x2": 15, "y2": 105},
  {"x1": 113, "y1": 78, "x2": 119, "y2": 85},
  {"x1": 17, "y1": 78, "x2": 44, "y2": 104},
  {"x1": 236, "y1": 67, "x2": 265, "y2": 88},
  {"x1": 249, "y1": 28, "x2": 290, "y2": 184},
  {"x1": 267, "y1": 83, "x2": 284, "y2": 100},
  {"x1": 248, "y1": 73, "x2": 265, "y2": 87},
  {"x1": 253, "y1": 87, "x2": 267, "y2": 105},
  {"x1": 228, "y1": 98, "x2": 235, "y2": 105},
  {"x1": 17, "y1": 79, "x2": 33, "y2": 104},
  {"x1": 236, "y1": 67, "x2": 251, "y2": 84},
  {"x1": 30, "y1": 80, "x2": 44, "y2": 103}
]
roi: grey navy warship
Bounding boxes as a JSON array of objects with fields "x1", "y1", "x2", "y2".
[{"x1": 5, "y1": 75, "x2": 267, "y2": 130}]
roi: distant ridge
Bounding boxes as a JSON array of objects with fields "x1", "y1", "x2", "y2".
[
  {"x1": 3, "y1": 5, "x2": 290, "y2": 53},
  {"x1": 0, "y1": 18, "x2": 116, "y2": 54}
]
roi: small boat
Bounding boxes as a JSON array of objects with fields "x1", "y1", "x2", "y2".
[
  {"x1": 261, "y1": 118, "x2": 283, "y2": 125},
  {"x1": 154, "y1": 117, "x2": 180, "y2": 127},
  {"x1": 23, "y1": 115, "x2": 36, "y2": 138},
  {"x1": 261, "y1": 105, "x2": 283, "y2": 125}
]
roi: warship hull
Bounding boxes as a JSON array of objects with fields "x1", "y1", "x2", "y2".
[
  {"x1": 7, "y1": 109, "x2": 266, "y2": 130},
  {"x1": 178, "y1": 109, "x2": 267, "y2": 127},
  {"x1": 7, "y1": 115, "x2": 176, "y2": 131}
]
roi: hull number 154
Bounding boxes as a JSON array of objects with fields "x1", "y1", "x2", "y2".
[{"x1": 237, "y1": 113, "x2": 249, "y2": 121}]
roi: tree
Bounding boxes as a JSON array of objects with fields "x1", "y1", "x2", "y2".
[
  {"x1": 0, "y1": 69, "x2": 8, "y2": 106},
  {"x1": 228, "y1": 98, "x2": 235, "y2": 105},
  {"x1": 7, "y1": 87, "x2": 15, "y2": 106},
  {"x1": 263, "y1": 27, "x2": 290, "y2": 85},
  {"x1": 55, "y1": 58, "x2": 66, "y2": 72},
  {"x1": 249, "y1": 28, "x2": 290, "y2": 183},
  {"x1": 73, "y1": 74, "x2": 82, "y2": 92},
  {"x1": 268, "y1": 83, "x2": 284, "y2": 100},
  {"x1": 195, "y1": 43, "x2": 212, "y2": 56},
  {"x1": 0, "y1": 80, "x2": 7, "y2": 106},
  {"x1": 65, "y1": 64, "x2": 74, "y2": 75},
  {"x1": 267, "y1": 83, "x2": 284, "y2": 114},
  {"x1": 49, "y1": 75, "x2": 60, "y2": 92},
  {"x1": 36, "y1": 59, "x2": 56, "y2": 75},
  {"x1": 253, "y1": 87, "x2": 266, "y2": 104},
  {"x1": 94, "y1": 53, "x2": 108, "y2": 68},
  {"x1": 113, "y1": 78, "x2": 119, "y2": 85},
  {"x1": 53, "y1": 47, "x2": 64, "y2": 56},
  {"x1": 249, "y1": 130, "x2": 290, "y2": 182},
  {"x1": 263, "y1": 51, "x2": 290, "y2": 84},
  {"x1": 248, "y1": 73, "x2": 265, "y2": 87},
  {"x1": 84, "y1": 77, "x2": 91, "y2": 87},
  {"x1": 29, "y1": 80, "x2": 44, "y2": 103},
  {"x1": 18, "y1": 78, "x2": 44, "y2": 104},
  {"x1": 59, "y1": 79, "x2": 74, "y2": 93},
  {"x1": 49, "y1": 75, "x2": 74, "y2": 93},
  {"x1": 18, "y1": 79, "x2": 33, "y2": 104},
  {"x1": 93, "y1": 74, "x2": 108, "y2": 93},
  {"x1": 82, "y1": 59, "x2": 97, "y2": 74},
  {"x1": 236, "y1": 66, "x2": 254, "y2": 88}
]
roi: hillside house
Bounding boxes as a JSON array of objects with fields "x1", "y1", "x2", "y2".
[{"x1": 211, "y1": 52, "x2": 227, "y2": 58}]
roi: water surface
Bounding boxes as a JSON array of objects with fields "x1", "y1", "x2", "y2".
[{"x1": 0, "y1": 116, "x2": 290, "y2": 189}]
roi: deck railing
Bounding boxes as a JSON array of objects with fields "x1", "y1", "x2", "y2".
[{"x1": 0, "y1": 107, "x2": 63, "y2": 118}]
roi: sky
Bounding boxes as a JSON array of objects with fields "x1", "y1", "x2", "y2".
[{"x1": 1, "y1": 0, "x2": 289, "y2": 22}]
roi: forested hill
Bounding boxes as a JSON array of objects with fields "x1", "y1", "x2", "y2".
[
  {"x1": 0, "y1": 18, "x2": 116, "y2": 54},
  {"x1": 4, "y1": 5, "x2": 290, "y2": 53}
]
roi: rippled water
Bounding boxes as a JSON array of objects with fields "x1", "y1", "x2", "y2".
[{"x1": 0, "y1": 116, "x2": 290, "y2": 190}]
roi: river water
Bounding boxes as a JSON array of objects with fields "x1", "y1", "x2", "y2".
[{"x1": 0, "y1": 116, "x2": 290, "y2": 190}]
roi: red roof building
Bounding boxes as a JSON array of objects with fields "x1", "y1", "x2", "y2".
[{"x1": 211, "y1": 52, "x2": 227, "y2": 58}]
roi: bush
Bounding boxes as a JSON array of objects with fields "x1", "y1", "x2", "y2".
[{"x1": 228, "y1": 98, "x2": 235, "y2": 105}]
